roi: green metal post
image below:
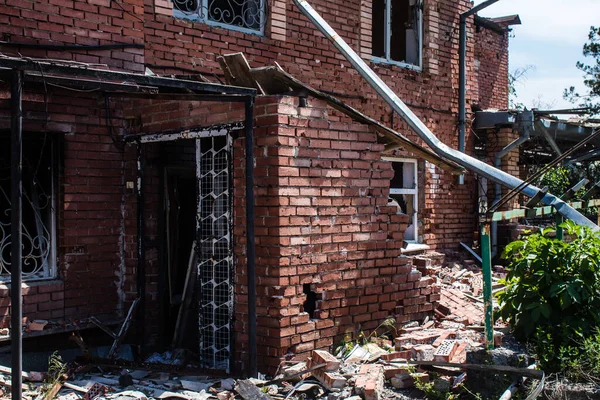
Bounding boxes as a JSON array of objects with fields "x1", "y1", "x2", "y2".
[
  {"x1": 556, "y1": 214, "x2": 564, "y2": 241},
  {"x1": 481, "y1": 222, "x2": 494, "y2": 349}
]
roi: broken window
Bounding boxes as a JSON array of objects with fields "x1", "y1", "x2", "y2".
[
  {"x1": 388, "y1": 159, "x2": 420, "y2": 244},
  {"x1": 0, "y1": 132, "x2": 57, "y2": 282},
  {"x1": 371, "y1": 0, "x2": 422, "y2": 68},
  {"x1": 172, "y1": 0, "x2": 266, "y2": 34}
]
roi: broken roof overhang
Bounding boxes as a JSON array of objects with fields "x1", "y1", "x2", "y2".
[
  {"x1": 0, "y1": 55, "x2": 256, "y2": 96},
  {"x1": 217, "y1": 53, "x2": 464, "y2": 175},
  {"x1": 475, "y1": 110, "x2": 600, "y2": 162},
  {"x1": 474, "y1": 14, "x2": 521, "y2": 34}
]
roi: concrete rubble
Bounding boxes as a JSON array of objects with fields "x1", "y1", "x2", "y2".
[{"x1": 0, "y1": 258, "x2": 511, "y2": 399}]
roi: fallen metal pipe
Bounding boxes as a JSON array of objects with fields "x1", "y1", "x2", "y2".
[
  {"x1": 498, "y1": 364, "x2": 538, "y2": 400},
  {"x1": 291, "y1": 0, "x2": 597, "y2": 230}
]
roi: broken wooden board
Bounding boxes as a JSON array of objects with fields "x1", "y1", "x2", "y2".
[
  {"x1": 217, "y1": 54, "x2": 264, "y2": 94},
  {"x1": 234, "y1": 380, "x2": 273, "y2": 400},
  {"x1": 217, "y1": 53, "x2": 463, "y2": 175}
]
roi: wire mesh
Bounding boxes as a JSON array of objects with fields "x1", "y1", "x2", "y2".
[{"x1": 196, "y1": 134, "x2": 233, "y2": 371}]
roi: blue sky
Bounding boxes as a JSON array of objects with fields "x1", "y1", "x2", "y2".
[{"x1": 474, "y1": 0, "x2": 600, "y2": 110}]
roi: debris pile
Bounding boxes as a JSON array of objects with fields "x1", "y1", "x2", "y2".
[{"x1": 0, "y1": 259, "x2": 514, "y2": 399}]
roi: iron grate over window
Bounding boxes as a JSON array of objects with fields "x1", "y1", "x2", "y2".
[
  {"x1": 172, "y1": 0, "x2": 266, "y2": 34},
  {"x1": 0, "y1": 133, "x2": 57, "y2": 282}
]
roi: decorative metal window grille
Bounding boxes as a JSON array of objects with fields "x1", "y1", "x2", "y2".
[
  {"x1": 172, "y1": 0, "x2": 266, "y2": 34},
  {"x1": 0, "y1": 133, "x2": 57, "y2": 282},
  {"x1": 196, "y1": 134, "x2": 233, "y2": 371}
]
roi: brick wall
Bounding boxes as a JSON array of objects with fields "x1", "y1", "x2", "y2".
[
  {"x1": 475, "y1": 24, "x2": 510, "y2": 110},
  {"x1": 0, "y1": 0, "x2": 512, "y2": 251},
  {"x1": 0, "y1": 85, "x2": 137, "y2": 328},
  {"x1": 231, "y1": 96, "x2": 438, "y2": 372}
]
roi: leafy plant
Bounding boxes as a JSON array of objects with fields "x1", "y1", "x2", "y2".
[{"x1": 498, "y1": 222, "x2": 600, "y2": 369}]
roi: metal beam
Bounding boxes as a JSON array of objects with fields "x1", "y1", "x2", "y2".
[
  {"x1": 107, "y1": 93, "x2": 250, "y2": 102},
  {"x1": 491, "y1": 199, "x2": 600, "y2": 221},
  {"x1": 535, "y1": 121, "x2": 562, "y2": 156},
  {"x1": 10, "y1": 69, "x2": 23, "y2": 400},
  {"x1": 25, "y1": 73, "x2": 159, "y2": 94},
  {"x1": 244, "y1": 97, "x2": 257, "y2": 378},
  {"x1": 291, "y1": 0, "x2": 598, "y2": 230},
  {"x1": 463, "y1": 0, "x2": 500, "y2": 17},
  {"x1": 136, "y1": 143, "x2": 146, "y2": 350},
  {"x1": 0, "y1": 56, "x2": 256, "y2": 96},
  {"x1": 128, "y1": 121, "x2": 245, "y2": 144}
]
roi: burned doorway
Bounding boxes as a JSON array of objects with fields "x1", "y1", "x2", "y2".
[{"x1": 160, "y1": 133, "x2": 233, "y2": 371}]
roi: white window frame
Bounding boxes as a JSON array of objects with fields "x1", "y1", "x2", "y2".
[
  {"x1": 384, "y1": 157, "x2": 429, "y2": 253},
  {"x1": 371, "y1": 0, "x2": 423, "y2": 71},
  {"x1": 173, "y1": 0, "x2": 266, "y2": 36}
]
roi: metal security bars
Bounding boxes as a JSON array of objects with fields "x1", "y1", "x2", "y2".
[
  {"x1": 173, "y1": 0, "x2": 266, "y2": 34},
  {"x1": 196, "y1": 134, "x2": 234, "y2": 371},
  {"x1": 0, "y1": 133, "x2": 57, "y2": 282}
]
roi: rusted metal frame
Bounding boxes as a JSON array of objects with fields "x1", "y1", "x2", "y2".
[
  {"x1": 24, "y1": 73, "x2": 159, "y2": 93},
  {"x1": 108, "y1": 298, "x2": 140, "y2": 358},
  {"x1": 107, "y1": 92, "x2": 249, "y2": 102},
  {"x1": 0, "y1": 57, "x2": 256, "y2": 95},
  {"x1": 126, "y1": 121, "x2": 244, "y2": 144},
  {"x1": 136, "y1": 142, "x2": 146, "y2": 350},
  {"x1": 10, "y1": 68, "x2": 23, "y2": 400},
  {"x1": 491, "y1": 199, "x2": 600, "y2": 222},
  {"x1": 244, "y1": 97, "x2": 257, "y2": 378}
]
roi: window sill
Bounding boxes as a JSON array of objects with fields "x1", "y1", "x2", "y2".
[
  {"x1": 371, "y1": 57, "x2": 422, "y2": 72},
  {"x1": 173, "y1": 10, "x2": 265, "y2": 37},
  {"x1": 0, "y1": 278, "x2": 63, "y2": 290},
  {"x1": 401, "y1": 243, "x2": 430, "y2": 254}
]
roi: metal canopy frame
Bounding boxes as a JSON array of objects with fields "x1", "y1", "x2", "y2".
[{"x1": 3, "y1": 57, "x2": 259, "y2": 397}]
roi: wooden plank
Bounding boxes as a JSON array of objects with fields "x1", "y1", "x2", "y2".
[
  {"x1": 217, "y1": 53, "x2": 263, "y2": 94},
  {"x1": 249, "y1": 66, "x2": 292, "y2": 95},
  {"x1": 234, "y1": 380, "x2": 273, "y2": 400},
  {"x1": 172, "y1": 243, "x2": 198, "y2": 348}
]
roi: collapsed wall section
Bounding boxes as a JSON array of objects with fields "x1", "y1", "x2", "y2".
[{"x1": 232, "y1": 95, "x2": 438, "y2": 373}]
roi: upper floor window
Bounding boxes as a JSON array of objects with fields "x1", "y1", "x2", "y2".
[
  {"x1": 173, "y1": 0, "x2": 266, "y2": 35},
  {"x1": 372, "y1": 0, "x2": 422, "y2": 69}
]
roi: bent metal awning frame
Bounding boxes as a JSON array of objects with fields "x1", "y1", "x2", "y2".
[{"x1": 0, "y1": 55, "x2": 259, "y2": 398}]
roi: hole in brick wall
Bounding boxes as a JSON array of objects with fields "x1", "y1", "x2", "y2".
[{"x1": 302, "y1": 284, "x2": 318, "y2": 319}]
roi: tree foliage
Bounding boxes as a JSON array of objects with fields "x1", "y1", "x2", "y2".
[{"x1": 564, "y1": 26, "x2": 600, "y2": 115}]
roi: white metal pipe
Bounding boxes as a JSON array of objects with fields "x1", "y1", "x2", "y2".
[{"x1": 292, "y1": 0, "x2": 597, "y2": 230}]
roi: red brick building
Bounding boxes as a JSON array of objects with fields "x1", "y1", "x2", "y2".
[{"x1": 0, "y1": 0, "x2": 516, "y2": 373}]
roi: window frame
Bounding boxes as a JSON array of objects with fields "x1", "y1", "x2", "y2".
[
  {"x1": 384, "y1": 157, "x2": 423, "y2": 248},
  {"x1": 0, "y1": 134, "x2": 58, "y2": 283},
  {"x1": 371, "y1": 0, "x2": 423, "y2": 71},
  {"x1": 172, "y1": 0, "x2": 267, "y2": 36}
]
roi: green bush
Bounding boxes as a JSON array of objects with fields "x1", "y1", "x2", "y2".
[{"x1": 498, "y1": 221, "x2": 600, "y2": 371}]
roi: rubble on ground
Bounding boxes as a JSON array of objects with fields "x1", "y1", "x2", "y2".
[{"x1": 1, "y1": 257, "x2": 518, "y2": 399}]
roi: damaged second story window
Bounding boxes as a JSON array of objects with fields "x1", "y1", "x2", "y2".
[
  {"x1": 372, "y1": 0, "x2": 423, "y2": 70},
  {"x1": 172, "y1": 0, "x2": 266, "y2": 35}
]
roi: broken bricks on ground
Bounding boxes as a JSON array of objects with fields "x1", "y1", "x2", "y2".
[{"x1": 0, "y1": 255, "x2": 508, "y2": 399}]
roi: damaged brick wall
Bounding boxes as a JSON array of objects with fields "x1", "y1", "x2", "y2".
[
  {"x1": 232, "y1": 95, "x2": 438, "y2": 372},
  {"x1": 0, "y1": 87, "x2": 137, "y2": 328},
  {"x1": 0, "y1": 0, "x2": 512, "y2": 251}
]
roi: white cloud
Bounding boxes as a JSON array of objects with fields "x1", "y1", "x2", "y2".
[{"x1": 473, "y1": 0, "x2": 596, "y2": 109}]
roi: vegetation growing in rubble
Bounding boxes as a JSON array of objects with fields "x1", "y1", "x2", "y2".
[
  {"x1": 564, "y1": 26, "x2": 600, "y2": 115},
  {"x1": 498, "y1": 221, "x2": 600, "y2": 373}
]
